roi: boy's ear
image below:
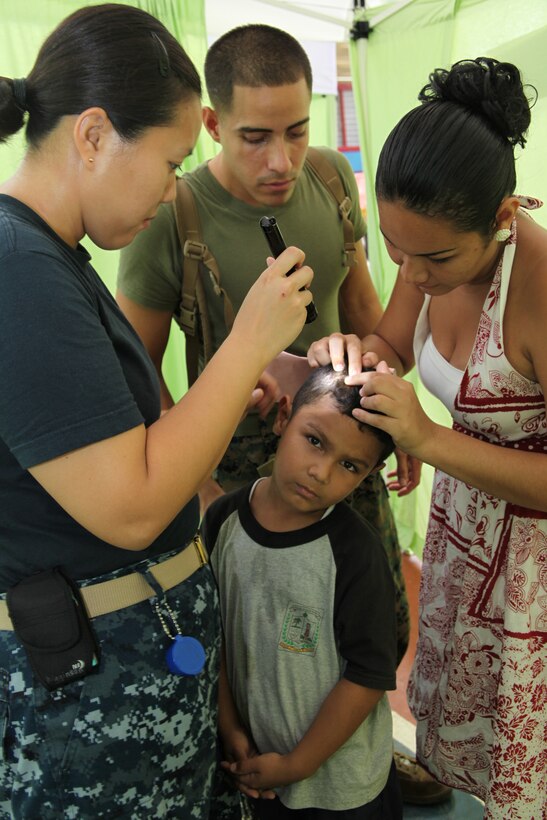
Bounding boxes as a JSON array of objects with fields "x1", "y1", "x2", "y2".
[{"x1": 273, "y1": 394, "x2": 292, "y2": 436}]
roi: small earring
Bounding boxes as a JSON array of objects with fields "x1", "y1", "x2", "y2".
[
  {"x1": 88, "y1": 157, "x2": 94, "y2": 163},
  {"x1": 494, "y1": 227, "x2": 510, "y2": 242}
]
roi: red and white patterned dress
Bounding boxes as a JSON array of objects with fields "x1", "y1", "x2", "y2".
[{"x1": 410, "y1": 199, "x2": 547, "y2": 820}]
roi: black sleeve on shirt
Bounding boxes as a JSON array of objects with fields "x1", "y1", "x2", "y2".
[
  {"x1": 330, "y1": 502, "x2": 397, "y2": 691},
  {"x1": 201, "y1": 485, "x2": 249, "y2": 565}
]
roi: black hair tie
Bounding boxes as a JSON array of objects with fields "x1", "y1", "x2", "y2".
[{"x1": 12, "y1": 78, "x2": 27, "y2": 111}]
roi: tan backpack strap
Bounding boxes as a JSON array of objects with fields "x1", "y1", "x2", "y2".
[
  {"x1": 305, "y1": 147, "x2": 357, "y2": 268},
  {"x1": 173, "y1": 177, "x2": 235, "y2": 385},
  {"x1": 173, "y1": 177, "x2": 204, "y2": 385}
]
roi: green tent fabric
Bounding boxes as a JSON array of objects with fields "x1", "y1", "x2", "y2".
[{"x1": 350, "y1": 0, "x2": 547, "y2": 554}]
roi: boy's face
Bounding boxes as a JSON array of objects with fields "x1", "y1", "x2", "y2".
[{"x1": 271, "y1": 395, "x2": 384, "y2": 524}]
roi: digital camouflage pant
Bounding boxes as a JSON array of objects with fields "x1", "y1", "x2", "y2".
[
  {"x1": 0, "y1": 552, "x2": 221, "y2": 819},
  {"x1": 216, "y1": 429, "x2": 410, "y2": 666}
]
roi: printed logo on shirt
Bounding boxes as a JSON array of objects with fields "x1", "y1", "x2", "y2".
[{"x1": 278, "y1": 603, "x2": 324, "y2": 655}]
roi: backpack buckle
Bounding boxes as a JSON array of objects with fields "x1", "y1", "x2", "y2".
[
  {"x1": 178, "y1": 294, "x2": 197, "y2": 335},
  {"x1": 339, "y1": 196, "x2": 352, "y2": 219},
  {"x1": 183, "y1": 239, "x2": 207, "y2": 261}
]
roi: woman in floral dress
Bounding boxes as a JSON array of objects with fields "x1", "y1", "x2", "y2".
[{"x1": 308, "y1": 58, "x2": 546, "y2": 819}]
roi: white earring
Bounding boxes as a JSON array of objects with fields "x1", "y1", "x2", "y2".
[{"x1": 494, "y1": 227, "x2": 510, "y2": 242}]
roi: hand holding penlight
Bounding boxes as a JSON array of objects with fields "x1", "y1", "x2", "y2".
[{"x1": 259, "y1": 216, "x2": 318, "y2": 324}]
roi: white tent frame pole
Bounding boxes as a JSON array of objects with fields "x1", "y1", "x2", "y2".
[
  {"x1": 255, "y1": 0, "x2": 351, "y2": 31},
  {"x1": 255, "y1": 1, "x2": 419, "y2": 38}
]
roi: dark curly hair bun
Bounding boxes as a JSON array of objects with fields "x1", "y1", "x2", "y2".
[{"x1": 418, "y1": 57, "x2": 535, "y2": 148}]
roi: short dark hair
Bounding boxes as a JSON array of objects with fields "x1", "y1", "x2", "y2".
[
  {"x1": 204, "y1": 24, "x2": 312, "y2": 113},
  {"x1": 0, "y1": 3, "x2": 201, "y2": 147},
  {"x1": 376, "y1": 58, "x2": 535, "y2": 237},
  {"x1": 291, "y1": 365, "x2": 395, "y2": 464}
]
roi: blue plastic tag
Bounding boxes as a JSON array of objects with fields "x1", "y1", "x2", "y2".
[{"x1": 166, "y1": 635, "x2": 206, "y2": 676}]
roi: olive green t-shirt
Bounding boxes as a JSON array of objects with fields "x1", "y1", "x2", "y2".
[{"x1": 118, "y1": 146, "x2": 366, "y2": 359}]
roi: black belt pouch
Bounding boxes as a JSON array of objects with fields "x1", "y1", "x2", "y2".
[{"x1": 6, "y1": 568, "x2": 101, "y2": 690}]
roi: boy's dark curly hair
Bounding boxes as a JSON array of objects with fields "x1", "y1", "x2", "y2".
[{"x1": 291, "y1": 365, "x2": 395, "y2": 463}]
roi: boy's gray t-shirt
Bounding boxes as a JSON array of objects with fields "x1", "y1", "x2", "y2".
[{"x1": 203, "y1": 484, "x2": 396, "y2": 811}]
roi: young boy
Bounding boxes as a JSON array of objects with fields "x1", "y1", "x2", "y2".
[{"x1": 202, "y1": 366, "x2": 402, "y2": 818}]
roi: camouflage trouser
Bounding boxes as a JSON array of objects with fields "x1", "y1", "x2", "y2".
[
  {"x1": 216, "y1": 428, "x2": 410, "y2": 666},
  {"x1": 0, "y1": 550, "x2": 221, "y2": 819}
]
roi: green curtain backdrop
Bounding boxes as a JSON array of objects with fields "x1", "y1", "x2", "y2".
[{"x1": 350, "y1": 0, "x2": 547, "y2": 555}]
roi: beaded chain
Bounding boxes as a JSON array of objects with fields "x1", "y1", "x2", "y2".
[{"x1": 154, "y1": 600, "x2": 181, "y2": 640}]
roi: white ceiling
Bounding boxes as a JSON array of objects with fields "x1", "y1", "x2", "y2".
[{"x1": 205, "y1": 0, "x2": 359, "y2": 43}]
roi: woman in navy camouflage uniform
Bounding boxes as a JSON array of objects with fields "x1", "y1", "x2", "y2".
[{"x1": 0, "y1": 5, "x2": 313, "y2": 817}]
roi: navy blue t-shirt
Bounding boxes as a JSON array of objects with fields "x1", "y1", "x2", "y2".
[{"x1": 0, "y1": 195, "x2": 198, "y2": 590}]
